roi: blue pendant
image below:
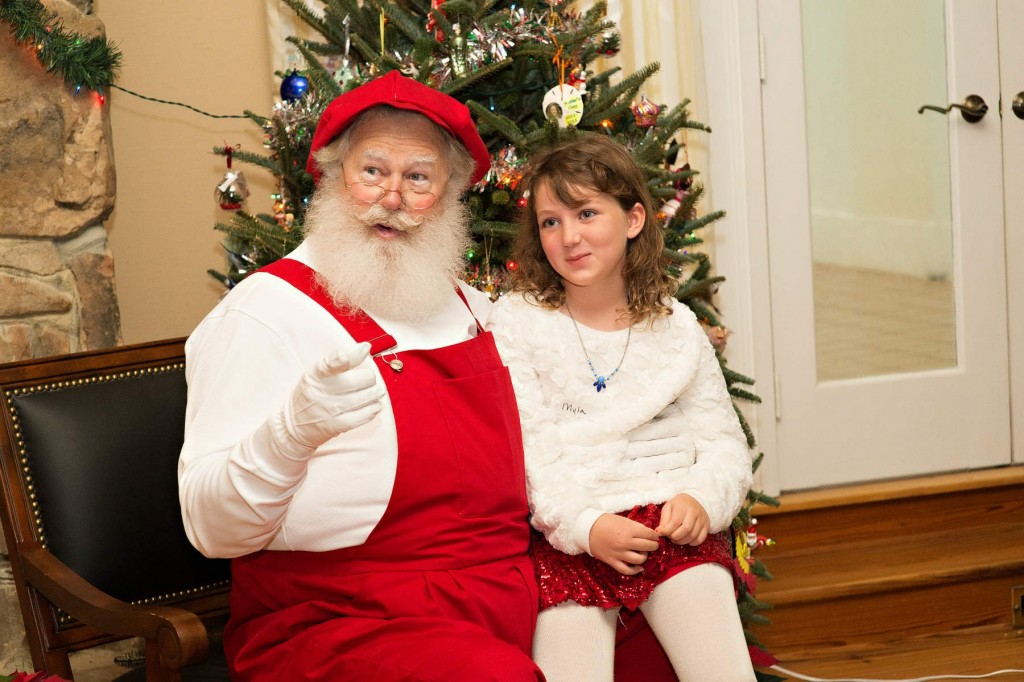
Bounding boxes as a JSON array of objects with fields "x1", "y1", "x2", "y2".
[{"x1": 593, "y1": 376, "x2": 607, "y2": 392}]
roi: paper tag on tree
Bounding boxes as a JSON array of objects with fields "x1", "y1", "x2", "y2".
[{"x1": 542, "y1": 84, "x2": 584, "y2": 128}]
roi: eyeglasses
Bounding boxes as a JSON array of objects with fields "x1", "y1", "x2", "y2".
[{"x1": 342, "y1": 173, "x2": 439, "y2": 211}]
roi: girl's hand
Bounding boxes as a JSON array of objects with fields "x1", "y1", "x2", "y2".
[
  {"x1": 656, "y1": 494, "x2": 710, "y2": 546},
  {"x1": 589, "y1": 514, "x2": 660, "y2": 575}
]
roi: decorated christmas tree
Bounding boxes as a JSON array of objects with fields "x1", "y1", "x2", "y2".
[{"x1": 206, "y1": 0, "x2": 777, "y2": 665}]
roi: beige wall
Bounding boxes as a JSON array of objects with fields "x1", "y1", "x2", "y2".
[{"x1": 97, "y1": 1, "x2": 275, "y2": 344}]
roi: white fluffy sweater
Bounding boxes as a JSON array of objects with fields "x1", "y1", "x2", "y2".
[{"x1": 489, "y1": 293, "x2": 752, "y2": 556}]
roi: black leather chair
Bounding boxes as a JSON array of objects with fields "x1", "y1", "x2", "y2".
[{"x1": 0, "y1": 339, "x2": 231, "y2": 681}]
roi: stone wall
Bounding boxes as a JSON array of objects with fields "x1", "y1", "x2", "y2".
[
  {"x1": 0, "y1": 0, "x2": 121, "y2": 364},
  {"x1": 0, "y1": 0, "x2": 122, "y2": 673}
]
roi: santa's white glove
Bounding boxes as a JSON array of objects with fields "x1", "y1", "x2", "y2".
[
  {"x1": 261, "y1": 343, "x2": 386, "y2": 461},
  {"x1": 624, "y1": 414, "x2": 695, "y2": 472}
]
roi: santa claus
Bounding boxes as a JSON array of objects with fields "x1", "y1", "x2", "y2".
[{"x1": 178, "y1": 71, "x2": 543, "y2": 680}]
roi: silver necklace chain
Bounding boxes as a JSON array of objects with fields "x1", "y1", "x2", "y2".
[{"x1": 564, "y1": 301, "x2": 632, "y2": 393}]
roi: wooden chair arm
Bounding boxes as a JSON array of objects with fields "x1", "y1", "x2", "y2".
[{"x1": 20, "y1": 545, "x2": 210, "y2": 673}]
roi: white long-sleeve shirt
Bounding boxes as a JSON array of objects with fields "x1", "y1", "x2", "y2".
[
  {"x1": 177, "y1": 242, "x2": 492, "y2": 558},
  {"x1": 489, "y1": 293, "x2": 752, "y2": 556}
]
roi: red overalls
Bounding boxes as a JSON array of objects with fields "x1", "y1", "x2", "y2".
[{"x1": 223, "y1": 259, "x2": 543, "y2": 681}]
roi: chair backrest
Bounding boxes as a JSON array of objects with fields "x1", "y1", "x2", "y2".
[{"x1": 0, "y1": 339, "x2": 231, "y2": 663}]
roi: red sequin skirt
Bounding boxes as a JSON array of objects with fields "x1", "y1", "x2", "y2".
[{"x1": 532, "y1": 503, "x2": 735, "y2": 611}]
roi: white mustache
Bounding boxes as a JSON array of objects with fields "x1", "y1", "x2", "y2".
[{"x1": 356, "y1": 203, "x2": 425, "y2": 230}]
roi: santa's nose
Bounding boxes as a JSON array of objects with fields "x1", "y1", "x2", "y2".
[{"x1": 377, "y1": 187, "x2": 404, "y2": 211}]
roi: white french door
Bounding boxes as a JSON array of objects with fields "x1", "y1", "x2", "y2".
[{"x1": 758, "y1": 0, "x2": 1014, "y2": 490}]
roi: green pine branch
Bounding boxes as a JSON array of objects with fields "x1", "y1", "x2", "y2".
[
  {"x1": 0, "y1": 0, "x2": 122, "y2": 91},
  {"x1": 470, "y1": 220, "x2": 519, "y2": 239},
  {"x1": 444, "y1": 58, "x2": 514, "y2": 95},
  {"x1": 733, "y1": 404, "x2": 757, "y2": 449},
  {"x1": 722, "y1": 365, "x2": 756, "y2": 386},
  {"x1": 730, "y1": 386, "x2": 763, "y2": 404},
  {"x1": 578, "y1": 62, "x2": 660, "y2": 127},
  {"x1": 214, "y1": 147, "x2": 282, "y2": 176},
  {"x1": 751, "y1": 452, "x2": 765, "y2": 474},
  {"x1": 683, "y1": 297, "x2": 721, "y2": 327},
  {"x1": 679, "y1": 208, "x2": 727, "y2": 235},
  {"x1": 676, "y1": 274, "x2": 727, "y2": 301},
  {"x1": 466, "y1": 100, "x2": 528, "y2": 146},
  {"x1": 280, "y1": 0, "x2": 346, "y2": 48}
]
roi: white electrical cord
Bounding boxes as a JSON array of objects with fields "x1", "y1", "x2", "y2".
[{"x1": 771, "y1": 664, "x2": 1024, "y2": 682}]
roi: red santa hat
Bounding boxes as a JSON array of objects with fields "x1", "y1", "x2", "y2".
[{"x1": 306, "y1": 70, "x2": 491, "y2": 186}]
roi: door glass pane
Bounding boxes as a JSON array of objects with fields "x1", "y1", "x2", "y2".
[{"x1": 802, "y1": 0, "x2": 956, "y2": 382}]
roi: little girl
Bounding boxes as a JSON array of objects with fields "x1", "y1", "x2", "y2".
[{"x1": 490, "y1": 134, "x2": 756, "y2": 681}]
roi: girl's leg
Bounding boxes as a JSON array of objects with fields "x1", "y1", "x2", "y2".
[
  {"x1": 639, "y1": 563, "x2": 756, "y2": 681},
  {"x1": 532, "y1": 601, "x2": 619, "y2": 682}
]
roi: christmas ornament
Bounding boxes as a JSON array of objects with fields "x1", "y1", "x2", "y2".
[
  {"x1": 704, "y1": 324, "x2": 730, "y2": 352},
  {"x1": 630, "y1": 95, "x2": 660, "y2": 128},
  {"x1": 599, "y1": 31, "x2": 620, "y2": 56},
  {"x1": 469, "y1": 23, "x2": 515, "y2": 63},
  {"x1": 476, "y1": 146, "x2": 524, "y2": 192},
  {"x1": 280, "y1": 69, "x2": 310, "y2": 102},
  {"x1": 675, "y1": 163, "x2": 694, "y2": 192},
  {"x1": 215, "y1": 146, "x2": 250, "y2": 210},
  {"x1": 734, "y1": 531, "x2": 757, "y2": 594},
  {"x1": 566, "y1": 66, "x2": 587, "y2": 94},
  {"x1": 262, "y1": 97, "x2": 320, "y2": 152},
  {"x1": 661, "y1": 198, "x2": 679, "y2": 222},
  {"x1": 321, "y1": 53, "x2": 360, "y2": 91},
  {"x1": 335, "y1": 57, "x2": 360, "y2": 90},
  {"x1": 542, "y1": 84, "x2": 584, "y2": 128},
  {"x1": 321, "y1": 15, "x2": 359, "y2": 90},
  {"x1": 395, "y1": 51, "x2": 420, "y2": 80},
  {"x1": 746, "y1": 519, "x2": 775, "y2": 551},
  {"x1": 272, "y1": 192, "x2": 295, "y2": 229},
  {"x1": 450, "y1": 23, "x2": 468, "y2": 77},
  {"x1": 426, "y1": 0, "x2": 446, "y2": 41}
]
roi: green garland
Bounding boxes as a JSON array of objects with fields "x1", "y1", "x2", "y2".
[{"x1": 0, "y1": 0, "x2": 121, "y2": 91}]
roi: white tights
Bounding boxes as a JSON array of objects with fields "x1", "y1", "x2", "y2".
[{"x1": 532, "y1": 563, "x2": 756, "y2": 682}]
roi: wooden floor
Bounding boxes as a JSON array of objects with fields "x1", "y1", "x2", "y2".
[
  {"x1": 765, "y1": 626, "x2": 1024, "y2": 680},
  {"x1": 751, "y1": 468, "x2": 1024, "y2": 681}
]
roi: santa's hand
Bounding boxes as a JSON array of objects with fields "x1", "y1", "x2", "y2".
[{"x1": 259, "y1": 343, "x2": 385, "y2": 461}]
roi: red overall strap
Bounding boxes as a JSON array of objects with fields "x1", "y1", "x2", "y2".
[
  {"x1": 453, "y1": 286, "x2": 484, "y2": 335},
  {"x1": 258, "y1": 258, "x2": 397, "y2": 355}
]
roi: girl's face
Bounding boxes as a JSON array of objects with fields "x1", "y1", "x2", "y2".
[{"x1": 534, "y1": 181, "x2": 645, "y2": 296}]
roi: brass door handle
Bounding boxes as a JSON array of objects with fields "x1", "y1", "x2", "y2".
[
  {"x1": 918, "y1": 94, "x2": 988, "y2": 123},
  {"x1": 1013, "y1": 92, "x2": 1024, "y2": 120}
]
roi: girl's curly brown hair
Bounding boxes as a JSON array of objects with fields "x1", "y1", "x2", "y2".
[{"x1": 511, "y1": 133, "x2": 677, "y2": 325}]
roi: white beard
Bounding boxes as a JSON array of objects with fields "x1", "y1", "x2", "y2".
[{"x1": 302, "y1": 182, "x2": 472, "y2": 321}]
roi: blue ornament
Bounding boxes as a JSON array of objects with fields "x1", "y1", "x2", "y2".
[{"x1": 280, "y1": 70, "x2": 310, "y2": 102}]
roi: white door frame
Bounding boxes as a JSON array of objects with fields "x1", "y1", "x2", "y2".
[{"x1": 697, "y1": 0, "x2": 781, "y2": 496}]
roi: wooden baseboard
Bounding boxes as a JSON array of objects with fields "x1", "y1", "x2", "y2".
[{"x1": 753, "y1": 465, "x2": 1024, "y2": 515}]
